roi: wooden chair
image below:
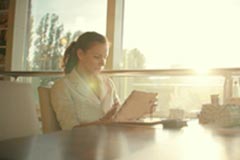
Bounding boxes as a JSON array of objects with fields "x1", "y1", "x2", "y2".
[
  {"x1": 38, "y1": 86, "x2": 61, "y2": 133},
  {"x1": 0, "y1": 81, "x2": 40, "y2": 141}
]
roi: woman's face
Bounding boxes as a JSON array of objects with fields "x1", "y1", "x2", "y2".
[{"x1": 77, "y1": 42, "x2": 108, "y2": 75}]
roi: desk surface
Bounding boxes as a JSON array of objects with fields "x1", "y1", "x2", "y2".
[{"x1": 0, "y1": 120, "x2": 240, "y2": 160}]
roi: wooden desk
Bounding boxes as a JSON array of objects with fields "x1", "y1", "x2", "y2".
[{"x1": 0, "y1": 120, "x2": 240, "y2": 160}]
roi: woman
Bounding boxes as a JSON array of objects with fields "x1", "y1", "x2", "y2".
[{"x1": 51, "y1": 31, "x2": 120, "y2": 130}]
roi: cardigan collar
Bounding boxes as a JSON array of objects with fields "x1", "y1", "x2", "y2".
[{"x1": 66, "y1": 68, "x2": 109, "y2": 104}]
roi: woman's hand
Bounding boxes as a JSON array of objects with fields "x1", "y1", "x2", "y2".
[
  {"x1": 73, "y1": 103, "x2": 120, "y2": 128},
  {"x1": 150, "y1": 98, "x2": 158, "y2": 113},
  {"x1": 100, "y1": 102, "x2": 120, "y2": 122},
  {"x1": 142, "y1": 98, "x2": 158, "y2": 117}
]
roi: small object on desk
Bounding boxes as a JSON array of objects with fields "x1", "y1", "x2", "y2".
[
  {"x1": 161, "y1": 119, "x2": 187, "y2": 129},
  {"x1": 168, "y1": 108, "x2": 185, "y2": 119}
]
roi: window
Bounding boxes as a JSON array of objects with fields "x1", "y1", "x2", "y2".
[
  {"x1": 15, "y1": 0, "x2": 107, "y2": 86},
  {"x1": 26, "y1": 0, "x2": 107, "y2": 72},
  {"x1": 113, "y1": 0, "x2": 240, "y2": 117},
  {"x1": 122, "y1": 0, "x2": 240, "y2": 70},
  {"x1": 12, "y1": 0, "x2": 240, "y2": 118}
]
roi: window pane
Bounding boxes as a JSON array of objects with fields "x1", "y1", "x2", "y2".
[
  {"x1": 27, "y1": 0, "x2": 107, "y2": 72},
  {"x1": 123, "y1": 0, "x2": 240, "y2": 70}
]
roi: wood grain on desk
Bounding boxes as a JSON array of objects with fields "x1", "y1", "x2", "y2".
[{"x1": 0, "y1": 121, "x2": 240, "y2": 160}]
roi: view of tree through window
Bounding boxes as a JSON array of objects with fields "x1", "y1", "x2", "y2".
[{"x1": 26, "y1": 0, "x2": 107, "y2": 86}]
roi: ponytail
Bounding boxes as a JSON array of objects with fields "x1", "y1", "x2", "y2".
[{"x1": 62, "y1": 42, "x2": 78, "y2": 74}]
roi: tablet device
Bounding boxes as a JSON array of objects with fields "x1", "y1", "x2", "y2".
[{"x1": 114, "y1": 90, "x2": 158, "y2": 122}]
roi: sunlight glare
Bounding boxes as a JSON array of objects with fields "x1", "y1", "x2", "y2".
[{"x1": 123, "y1": 0, "x2": 240, "y2": 69}]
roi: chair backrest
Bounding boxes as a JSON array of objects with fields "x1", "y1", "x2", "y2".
[
  {"x1": 38, "y1": 86, "x2": 61, "y2": 133},
  {"x1": 0, "y1": 81, "x2": 40, "y2": 141}
]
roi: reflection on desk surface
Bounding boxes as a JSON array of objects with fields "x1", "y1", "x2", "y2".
[{"x1": 0, "y1": 120, "x2": 240, "y2": 160}]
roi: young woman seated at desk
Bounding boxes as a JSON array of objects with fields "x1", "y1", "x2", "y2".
[{"x1": 51, "y1": 32, "x2": 120, "y2": 130}]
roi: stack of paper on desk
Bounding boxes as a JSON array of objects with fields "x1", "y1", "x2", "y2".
[
  {"x1": 198, "y1": 104, "x2": 220, "y2": 124},
  {"x1": 113, "y1": 90, "x2": 158, "y2": 122},
  {"x1": 215, "y1": 105, "x2": 240, "y2": 127},
  {"x1": 199, "y1": 103, "x2": 240, "y2": 127}
]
